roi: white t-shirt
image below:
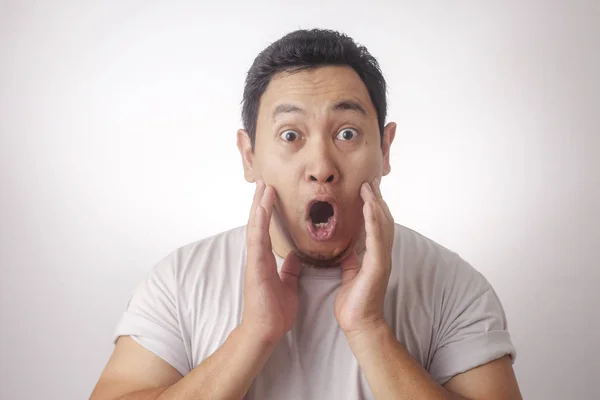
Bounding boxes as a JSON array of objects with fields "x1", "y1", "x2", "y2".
[{"x1": 113, "y1": 224, "x2": 516, "y2": 399}]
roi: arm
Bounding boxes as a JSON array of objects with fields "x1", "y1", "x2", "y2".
[
  {"x1": 335, "y1": 179, "x2": 522, "y2": 400},
  {"x1": 91, "y1": 181, "x2": 303, "y2": 400},
  {"x1": 346, "y1": 322, "x2": 522, "y2": 400},
  {"x1": 90, "y1": 325, "x2": 276, "y2": 400}
]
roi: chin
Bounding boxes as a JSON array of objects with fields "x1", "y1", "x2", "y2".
[
  {"x1": 292, "y1": 234, "x2": 355, "y2": 268},
  {"x1": 275, "y1": 196, "x2": 362, "y2": 266}
]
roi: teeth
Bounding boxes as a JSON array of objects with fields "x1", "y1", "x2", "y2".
[{"x1": 315, "y1": 222, "x2": 328, "y2": 228}]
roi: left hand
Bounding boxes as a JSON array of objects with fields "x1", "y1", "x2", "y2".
[{"x1": 334, "y1": 177, "x2": 395, "y2": 337}]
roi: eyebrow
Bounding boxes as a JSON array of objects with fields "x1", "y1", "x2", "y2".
[
  {"x1": 272, "y1": 104, "x2": 306, "y2": 121},
  {"x1": 331, "y1": 99, "x2": 367, "y2": 115},
  {"x1": 271, "y1": 99, "x2": 368, "y2": 122}
]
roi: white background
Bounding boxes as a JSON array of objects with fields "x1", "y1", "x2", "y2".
[{"x1": 1, "y1": 1, "x2": 598, "y2": 399}]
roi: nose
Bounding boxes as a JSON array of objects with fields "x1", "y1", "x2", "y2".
[
  {"x1": 304, "y1": 142, "x2": 339, "y2": 184},
  {"x1": 309, "y1": 172, "x2": 335, "y2": 183}
]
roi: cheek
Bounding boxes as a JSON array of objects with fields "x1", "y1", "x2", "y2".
[
  {"x1": 342, "y1": 153, "x2": 379, "y2": 185},
  {"x1": 268, "y1": 175, "x2": 302, "y2": 216},
  {"x1": 262, "y1": 156, "x2": 302, "y2": 184},
  {"x1": 254, "y1": 146, "x2": 286, "y2": 176},
  {"x1": 262, "y1": 176, "x2": 289, "y2": 197}
]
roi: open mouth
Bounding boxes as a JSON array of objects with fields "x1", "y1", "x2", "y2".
[{"x1": 307, "y1": 200, "x2": 337, "y2": 241}]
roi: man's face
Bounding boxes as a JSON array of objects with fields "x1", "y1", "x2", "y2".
[{"x1": 239, "y1": 65, "x2": 395, "y2": 265}]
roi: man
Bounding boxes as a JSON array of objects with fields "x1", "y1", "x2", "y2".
[{"x1": 90, "y1": 29, "x2": 522, "y2": 400}]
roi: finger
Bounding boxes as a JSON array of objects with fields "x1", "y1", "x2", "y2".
[
  {"x1": 364, "y1": 200, "x2": 382, "y2": 244},
  {"x1": 259, "y1": 185, "x2": 277, "y2": 225},
  {"x1": 247, "y1": 181, "x2": 265, "y2": 233},
  {"x1": 247, "y1": 187, "x2": 275, "y2": 280},
  {"x1": 252, "y1": 180, "x2": 266, "y2": 211},
  {"x1": 360, "y1": 181, "x2": 377, "y2": 203},
  {"x1": 247, "y1": 204, "x2": 269, "y2": 272},
  {"x1": 340, "y1": 249, "x2": 361, "y2": 284},
  {"x1": 251, "y1": 181, "x2": 266, "y2": 211},
  {"x1": 360, "y1": 182, "x2": 387, "y2": 225},
  {"x1": 377, "y1": 197, "x2": 394, "y2": 225},
  {"x1": 362, "y1": 200, "x2": 386, "y2": 274},
  {"x1": 247, "y1": 182, "x2": 274, "y2": 252},
  {"x1": 363, "y1": 180, "x2": 394, "y2": 224},
  {"x1": 374, "y1": 178, "x2": 394, "y2": 224},
  {"x1": 364, "y1": 200, "x2": 395, "y2": 281},
  {"x1": 371, "y1": 176, "x2": 383, "y2": 199},
  {"x1": 279, "y1": 251, "x2": 302, "y2": 292},
  {"x1": 361, "y1": 182, "x2": 394, "y2": 277},
  {"x1": 379, "y1": 200, "x2": 394, "y2": 224},
  {"x1": 247, "y1": 180, "x2": 266, "y2": 251}
]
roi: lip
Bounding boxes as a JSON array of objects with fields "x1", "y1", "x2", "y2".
[{"x1": 305, "y1": 195, "x2": 338, "y2": 242}]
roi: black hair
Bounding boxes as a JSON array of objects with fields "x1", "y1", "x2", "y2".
[{"x1": 241, "y1": 28, "x2": 387, "y2": 149}]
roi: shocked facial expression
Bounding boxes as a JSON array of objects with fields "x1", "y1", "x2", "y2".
[{"x1": 239, "y1": 65, "x2": 395, "y2": 265}]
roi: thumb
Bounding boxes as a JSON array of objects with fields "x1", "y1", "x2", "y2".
[
  {"x1": 279, "y1": 251, "x2": 302, "y2": 292},
  {"x1": 340, "y1": 250, "x2": 361, "y2": 284}
]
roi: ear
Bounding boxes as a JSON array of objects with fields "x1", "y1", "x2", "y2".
[
  {"x1": 237, "y1": 129, "x2": 256, "y2": 183},
  {"x1": 381, "y1": 122, "x2": 396, "y2": 176}
]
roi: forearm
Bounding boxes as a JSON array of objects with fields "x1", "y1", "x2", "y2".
[
  {"x1": 346, "y1": 322, "x2": 468, "y2": 400},
  {"x1": 119, "y1": 324, "x2": 276, "y2": 400}
]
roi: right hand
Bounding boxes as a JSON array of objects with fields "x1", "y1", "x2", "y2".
[{"x1": 241, "y1": 181, "x2": 303, "y2": 345}]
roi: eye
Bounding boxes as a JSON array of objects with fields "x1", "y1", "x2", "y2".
[
  {"x1": 280, "y1": 130, "x2": 300, "y2": 142},
  {"x1": 336, "y1": 128, "x2": 358, "y2": 141}
]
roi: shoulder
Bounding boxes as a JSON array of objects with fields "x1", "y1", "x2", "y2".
[
  {"x1": 391, "y1": 223, "x2": 490, "y2": 296},
  {"x1": 172, "y1": 225, "x2": 247, "y2": 281},
  {"x1": 144, "y1": 225, "x2": 247, "y2": 290}
]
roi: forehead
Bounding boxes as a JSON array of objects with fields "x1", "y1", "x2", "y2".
[{"x1": 258, "y1": 65, "x2": 376, "y2": 117}]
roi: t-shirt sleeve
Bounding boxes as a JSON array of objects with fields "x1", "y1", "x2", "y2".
[
  {"x1": 428, "y1": 255, "x2": 516, "y2": 385},
  {"x1": 112, "y1": 251, "x2": 191, "y2": 376}
]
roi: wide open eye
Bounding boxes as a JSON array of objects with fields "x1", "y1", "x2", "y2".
[
  {"x1": 336, "y1": 128, "x2": 358, "y2": 141},
  {"x1": 280, "y1": 130, "x2": 300, "y2": 142}
]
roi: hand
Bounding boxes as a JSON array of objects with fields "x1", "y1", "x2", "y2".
[
  {"x1": 241, "y1": 181, "x2": 303, "y2": 345},
  {"x1": 334, "y1": 177, "x2": 395, "y2": 337}
]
